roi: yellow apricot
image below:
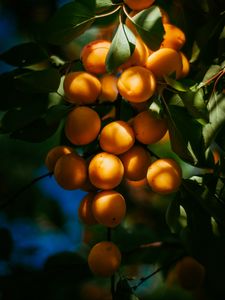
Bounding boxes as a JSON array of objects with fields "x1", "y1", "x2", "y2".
[
  {"x1": 88, "y1": 241, "x2": 121, "y2": 277},
  {"x1": 145, "y1": 48, "x2": 183, "y2": 79},
  {"x1": 54, "y1": 153, "x2": 87, "y2": 190},
  {"x1": 99, "y1": 120, "x2": 135, "y2": 155},
  {"x1": 88, "y1": 152, "x2": 124, "y2": 190},
  {"x1": 117, "y1": 66, "x2": 156, "y2": 103},
  {"x1": 161, "y1": 23, "x2": 186, "y2": 51},
  {"x1": 178, "y1": 51, "x2": 190, "y2": 78},
  {"x1": 146, "y1": 158, "x2": 182, "y2": 194},
  {"x1": 99, "y1": 74, "x2": 118, "y2": 102},
  {"x1": 63, "y1": 71, "x2": 101, "y2": 104},
  {"x1": 132, "y1": 110, "x2": 167, "y2": 144},
  {"x1": 124, "y1": 0, "x2": 155, "y2": 11},
  {"x1": 92, "y1": 190, "x2": 126, "y2": 228},
  {"x1": 120, "y1": 37, "x2": 150, "y2": 69},
  {"x1": 81, "y1": 40, "x2": 111, "y2": 74},
  {"x1": 65, "y1": 106, "x2": 101, "y2": 145},
  {"x1": 45, "y1": 145, "x2": 73, "y2": 172},
  {"x1": 78, "y1": 193, "x2": 98, "y2": 226},
  {"x1": 119, "y1": 145, "x2": 151, "y2": 181}
]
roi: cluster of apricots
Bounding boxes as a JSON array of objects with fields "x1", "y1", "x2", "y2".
[{"x1": 44, "y1": 0, "x2": 188, "y2": 279}]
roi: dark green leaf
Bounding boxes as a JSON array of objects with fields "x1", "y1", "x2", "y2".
[
  {"x1": 0, "y1": 43, "x2": 48, "y2": 67},
  {"x1": 165, "y1": 105, "x2": 206, "y2": 166},
  {"x1": 106, "y1": 23, "x2": 136, "y2": 72},
  {"x1": 166, "y1": 196, "x2": 181, "y2": 234},
  {"x1": 10, "y1": 118, "x2": 59, "y2": 142},
  {"x1": 114, "y1": 279, "x2": 139, "y2": 300},
  {"x1": 201, "y1": 65, "x2": 222, "y2": 84},
  {"x1": 203, "y1": 90, "x2": 225, "y2": 148},
  {"x1": 43, "y1": 2, "x2": 95, "y2": 45},
  {"x1": 44, "y1": 105, "x2": 72, "y2": 126},
  {"x1": 182, "y1": 179, "x2": 225, "y2": 227},
  {"x1": 131, "y1": 6, "x2": 164, "y2": 50},
  {"x1": 14, "y1": 68, "x2": 61, "y2": 93}
]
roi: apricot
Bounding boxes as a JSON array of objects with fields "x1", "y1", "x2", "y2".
[
  {"x1": 120, "y1": 37, "x2": 150, "y2": 69},
  {"x1": 99, "y1": 120, "x2": 135, "y2": 155},
  {"x1": 124, "y1": 0, "x2": 155, "y2": 11},
  {"x1": 81, "y1": 40, "x2": 111, "y2": 74},
  {"x1": 117, "y1": 66, "x2": 156, "y2": 103},
  {"x1": 175, "y1": 256, "x2": 205, "y2": 290},
  {"x1": 178, "y1": 52, "x2": 190, "y2": 78},
  {"x1": 99, "y1": 74, "x2": 118, "y2": 102},
  {"x1": 161, "y1": 24, "x2": 186, "y2": 51},
  {"x1": 88, "y1": 241, "x2": 121, "y2": 277},
  {"x1": 63, "y1": 71, "x2": 101, "y2": 104},
  {"x1": 45, "y1": 145, "x2": 73, "y2": 172},
  {"x1": 92, "y1": 190, "x2": 126, "y2": 228},
  {"x1": 132, "y1": 110, "x2": 167, "y2": 144},
  {"x1": 78, "y1": 193, "x2": 98, "y2": 225},
  {"x1": 119, "y1": 145, "x2": 151, "y2": 181},
  {"x1": 54, "y1": 153, "x2": 87, "y2": 190},
  {"x1": 65, "y1": 106, "x2": 101, "y2": 145},
  {"x1": 146, "y1": 158, "x2": 182, "y2": 194},
  {"x1": 145, "y1": 48, "x2": 183, "y2": 79},
  {"x1": 88, "y1": 152, "x2": 124, "y2": 190}
]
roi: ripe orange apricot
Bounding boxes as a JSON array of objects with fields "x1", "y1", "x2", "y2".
[
  {"x1": 124, "y1": 0, "x2": 155, "y2": 11},
  {"x1": 45, "y1": 145, "x2": 73, "y2": 172},
  {"x1": 81, "y1": 40, "x2": 111, "y2": 74},
  {"x1": 161, "y1": 24, "x2": 186, "y2": 51},
  {"x1": 119, "y1": 145, "x2": 151, "y2": 181},
  {"x1": 120, "y1": 37, "x2": 150, "y2": 69},
  {"x1": 99, "y1": 74, "x2": 118, "y2": 102},
  {"x1": 88, "y1": 152, "x2": 124, "y2": 190},
  {"x1": 132, "y1": 110, "x2": 167, "y2": 144},
  {"x1": 145, "y1": 48, "x2": 183, "y2": 79},
  {"x1": 54, "y1": 153, "x2": 87, "y2": 190},
  {"x1": 178, "y1": 52, "x2": 190, "y2": 78},
  {"x1": 117, "y1": 66, "x2": 156, "y2": 103},
  {"x1": 65, "y1": 106, "x2": 101, "y2": 145},
  {"x1": 146, "y1": 158, "x2": 182, "y2": 194},
  {"x1": 78, "y1": 193, "x2": 98, "y2": 225},
  {"x1": 63, "y1": 71, "x2": 101, "y2": 104},
  {"x1": 175, "y1": 256, "x2": 205, "y2": 290},
  {"x1": 99, "y1": 120, "x2": 135, "y2": 155},
  {"x1": 92, "y1": 190, "x2": 126, "y2": 228},
  {"x1": 88, "y1": 241, "x2": 121, "y2": 277}
]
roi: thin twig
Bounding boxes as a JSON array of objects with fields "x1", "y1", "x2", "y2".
[{"x1": 0, "y1": 171, "x2": 53, "y2": 210}]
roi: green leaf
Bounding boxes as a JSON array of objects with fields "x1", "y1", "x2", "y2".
[
  {"x1": 201, "y1": 65, "x2": 222, "y2": 84},
  {"x1": 179, "y1": 89, "x2": 208, "y2": 120},
  {"x1": 0, "y1": 43, "x2": 48, "y2": 67},
  {"x1": 10, "y1": 118, "x2": 59, "y2": 142},
  {"x1": 165, "y1": 105, "x2": 206, "y2": 166},
  {"x1": 166, "y1": 196, "x2": 181, "y2": 234},
  {"x1": 203, "y1": 90, "x2": 225, "y2": 148},
  {"x1": 182, "y1": 179, "x2": 225, "y2": 227},
  {"x1": 114, "y1": 279, "x2": 139, "y2": 300},
  {"x1": 131, "y1": 6, "x2": 164, "y2": 50},
  {"x1": 106, "y1": 23, "x2": 136, "y2": 72},
  {"x1": 14, "y1": 68, "x2": 61, "y2": 93},
  {"x1": 44, "y1": 105, "x2": 72, "y2": 126},
  {"x1": 43, "y1": 2, "x2": 95, "y2": 45},
  {"x1": 164, "y1": 76, "x2": 189, "y2": 92},
  {"x1": 0, "y1": 95, "x2": 48, "y2": 133}
]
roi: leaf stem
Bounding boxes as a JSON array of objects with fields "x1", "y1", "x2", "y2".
[{"x1": 95, "y1": 5, "x2": 122, "y2": 19}]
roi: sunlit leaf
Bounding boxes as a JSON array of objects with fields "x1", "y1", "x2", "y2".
[
  {"x1": 131, "y1": 6, "x2": 164, "y2": 50},
  {"x1": 106, "y1": 23, "x2": 136, "y2": 72}
]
